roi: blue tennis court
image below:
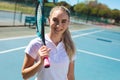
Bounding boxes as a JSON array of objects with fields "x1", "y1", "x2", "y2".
[{"x1": 0, "y1": 27, "x2": 120, "y2": 80}]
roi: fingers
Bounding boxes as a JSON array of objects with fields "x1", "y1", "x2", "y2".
[
  {"x1": 38, "y1": 46, "x2": 51, "y2": 60},
  {"x1": 40, "y1": 46, "x2": 50, "y2": 52}
]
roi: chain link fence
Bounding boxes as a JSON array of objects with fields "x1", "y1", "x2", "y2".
[
  {"x1": 0, "y1": 1, "x2": 36, "y2": 26},
  {"x1": 0, "y1": 0, "x2": 118, "y2": 27}
]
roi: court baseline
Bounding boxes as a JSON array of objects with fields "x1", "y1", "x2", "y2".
[{"x1": 1, "y1": 28, "x2": 120, "y2": 62}]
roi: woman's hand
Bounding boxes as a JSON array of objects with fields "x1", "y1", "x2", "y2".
[{"x1": 38, "y1": 45, "x2": 51, "y2": 61}]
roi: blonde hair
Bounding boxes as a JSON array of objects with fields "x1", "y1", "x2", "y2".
[{"x1": 49, "y1": 6, "x2": 75, "y2": 61}]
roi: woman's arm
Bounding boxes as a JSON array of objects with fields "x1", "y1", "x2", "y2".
[
  {"x1": 67, "y1": 61, "x2": 75, "y2": 80},
  {"x1": 21, "y1": 46, "x2": 50, "y2": 80},
  {"x1": 21, "y1": 53, "x2": 43, "y2": 80}
]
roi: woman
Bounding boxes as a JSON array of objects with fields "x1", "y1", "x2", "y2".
[{"x1": 21, "y1": 6, "x2": 76, "y2": 80}]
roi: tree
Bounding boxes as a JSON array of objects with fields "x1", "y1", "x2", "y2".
[
  {"x1": 56, "y1": 1, "x2": 71, "y2": 9},
  {"x1": 111, "y1": 9, "x2": 120, "y2": 23},
  {"x1": 74, "y1": 3, "x2": 87, "y2": 14}
]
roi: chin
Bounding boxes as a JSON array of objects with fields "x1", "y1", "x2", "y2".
[{"x1": 54, "y1": 31, "x2": 63, "y2": 34}]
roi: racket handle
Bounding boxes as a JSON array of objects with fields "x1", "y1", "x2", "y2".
[{"x1": 43, "y1": 57, "x2": 50, "y2": 68}]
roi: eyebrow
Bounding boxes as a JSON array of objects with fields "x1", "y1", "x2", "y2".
[
  {"x1": 53, "y1": 17, "x2": 68, "y2": 21},
  {"x1": 62, "y1": 19, "x2": 67, "y2": 21}
]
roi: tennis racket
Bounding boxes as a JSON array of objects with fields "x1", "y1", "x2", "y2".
[{"x1": 36, "y1": 0, "x2": 50, "y2": 68}]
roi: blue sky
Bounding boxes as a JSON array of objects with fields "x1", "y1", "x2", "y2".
[{"x1": 48, "y1": 0, "x2": 120, "y2": 10}]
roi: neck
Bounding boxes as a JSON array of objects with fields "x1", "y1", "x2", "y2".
[{"x1": 48, "y1": 33, "x2": 62, "y2": 46}]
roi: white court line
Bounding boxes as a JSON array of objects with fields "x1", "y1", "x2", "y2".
[
  {"x1": 70, "y1": 28, "x2": 95, "y2": 33},
  {"x1": 0, "y1": 35, "x2": 36, "y2": 41},
  {"x1": 0, "y1": 46, "x2": 26, "y2": 54},
  {"x1": 1, "y1": 29, "x2": 119, "y2": 62},
  {"x1": 0, "y1": 28, "x2": 101, "y2": 41},
  {"x1": 72, "y1": 30, "x2": 104, "y2": 38},
  {"x1": 77, "y1": 49, "x2": 120, "y2": 62},
  {"x1": 0, "y1": 28, "x2": 86, "y2": 41},
  {"x1": 0, "y1": 29, "x2": 103, "y2": 54}
]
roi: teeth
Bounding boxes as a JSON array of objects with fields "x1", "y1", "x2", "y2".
[
  {"x1": 55, "y1": 28, "x2": 59, "y2": 31},
  {"x1": 55, "y1": 29, "x2": 61, "y2": 32},
  {"x1": 54, "y1": 27, "x2": 63, "y2": 32}
]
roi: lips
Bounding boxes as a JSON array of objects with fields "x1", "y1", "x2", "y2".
[
  {"x1": 56, "y1": 28, "x2": 61, "y2": 31},
  {"x1": 54, "y1": 28, "x2": 63, "y2": 33}
]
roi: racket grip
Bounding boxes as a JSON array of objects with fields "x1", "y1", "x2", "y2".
[{"x1": 43, "y1": 57, "x2": 50, "y2": 68}]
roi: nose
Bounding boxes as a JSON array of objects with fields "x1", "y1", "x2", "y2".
[{"x1": 56, "y1": 22, "x2": 62, "y2": 28}]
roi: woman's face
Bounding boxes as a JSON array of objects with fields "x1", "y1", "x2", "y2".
[{"x1": 48, "y1": 9, "x2": 70, "y2": 35}]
